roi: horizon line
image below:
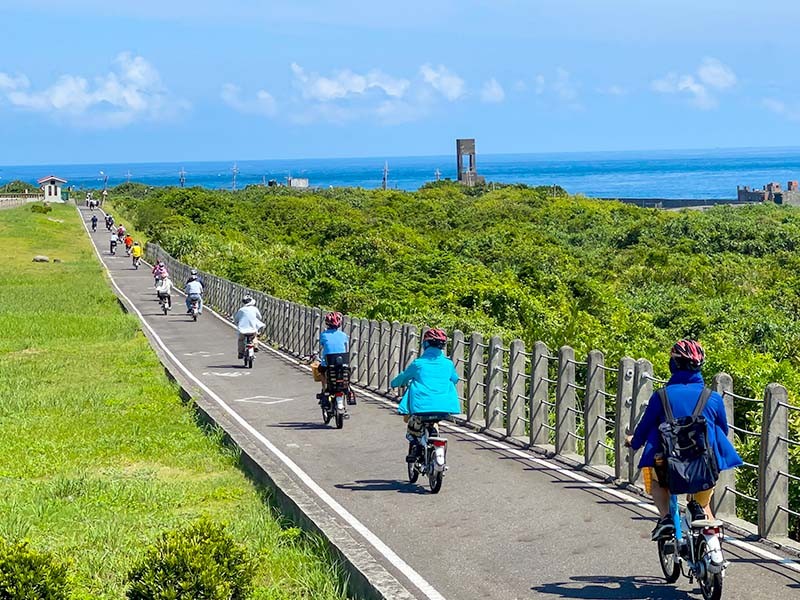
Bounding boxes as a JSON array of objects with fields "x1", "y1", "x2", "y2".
[{"x1": 3, "y1": 143, "x2": 800, "y2": 170}]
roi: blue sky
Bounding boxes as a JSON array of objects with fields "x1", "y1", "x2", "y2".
[{"x1": 1, "y1": 1, "x2": 799, "y2": 164}]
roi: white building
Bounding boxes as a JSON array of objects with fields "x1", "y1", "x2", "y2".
[{"x1": 38, "y1": 175, "x2": 67, "y2": 202}]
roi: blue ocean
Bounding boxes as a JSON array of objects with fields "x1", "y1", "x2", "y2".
[{"x1": 3, "y1": 147, "x2": 800, "y2": 199}]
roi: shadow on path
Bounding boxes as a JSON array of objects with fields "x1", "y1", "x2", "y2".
[
  {"x1": 532, "y1": 575, "x2": 692, "y2": 599},
  {"x1": 335, "y1": 479, "x2": 427, "y2": 495}
]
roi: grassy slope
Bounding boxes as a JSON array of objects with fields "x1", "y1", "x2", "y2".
[{"x1": 0, "y1": 204, "x2": 348, "y2": 599}]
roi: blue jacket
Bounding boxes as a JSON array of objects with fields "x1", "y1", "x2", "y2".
[
  {"x1": 319, "y1": 328, "x2": 349, "y2": 366},
  {"x1": 630, "y1": 370, "x2": 743, "y2": 471},
  {"x1": 391, "y1": 347, "x2": 461, "y2": 415}
]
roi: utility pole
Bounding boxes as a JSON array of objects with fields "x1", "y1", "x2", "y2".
[
  {"x1": 232, "y1": 163, "x2": 239, "y2": 191},
  {"x1": 179, "y1": 168, "x2": 187, "y2": 188},
  {"x1": 382, "y1": 161, "x2": 389, "y2": 191}
]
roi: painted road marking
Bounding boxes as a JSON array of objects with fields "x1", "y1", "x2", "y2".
[
  {"x1": 202, "y1": 371, "x2": 251, "y2": 378},
  {"x1": 79, "y1": 210, "x2": 445, "y2": 600},
  {"x1": 233, "y1": 396, "x2": 296, "y2": 405},
  {"x1": 184, "y1": 351, "x2": 225, "y2": 357}
]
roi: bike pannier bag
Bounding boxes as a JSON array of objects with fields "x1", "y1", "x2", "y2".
[{"x1": 657, "y1": 387, "x2": 720, "y2": 495}]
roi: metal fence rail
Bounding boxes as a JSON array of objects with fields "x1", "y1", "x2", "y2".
[{"x1": 144, "y1": 241, "x2": 800, "y2": 543}]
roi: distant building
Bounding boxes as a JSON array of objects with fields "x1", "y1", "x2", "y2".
[
  {"x1": 456, "y1": 138, "x2": 485, "y2": 187},
  {"x1": 37, "y1": 175, "x2": 67, "y2": 202},
  {"x1": 737, "y1": 180, "x2": 800, "y2": 205},
  {"x1": 287, "y1": 176, "x2": 309, "y2": 189}
]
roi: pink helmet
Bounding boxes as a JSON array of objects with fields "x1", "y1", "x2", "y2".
[
  {"x1": 324, "y1": 311, "x2": 342, "y2": 328},
  {"x1": 670, "y1": 339, "x2": 705, "y2": 370},
  {"x1": 423, "y1": 328, "x2": 447, "y2": 348}
]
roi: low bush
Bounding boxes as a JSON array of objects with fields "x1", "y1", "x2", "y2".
[
  {"x1": 126, "y1": 517, "x2": 255, "y2": 600},
  {"x1": 0, "y1": 537, "x2": 70, "y2": 600},
  {"x1": 30, "y1": 203, "x2": 52, "y2": 214}
]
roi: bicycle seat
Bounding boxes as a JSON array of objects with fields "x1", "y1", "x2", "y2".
[{"x1": 691, "y1": 518, "x2": 723, "y2": 528}]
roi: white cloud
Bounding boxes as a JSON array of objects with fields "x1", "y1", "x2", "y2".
[
  {"x1": 697, "y1": 57, "x2": 736, "y2": 89},
  {"x1": 290, "y1": 63, "x2": 409, "y2": 102},
  {"x1": 763, "y1": 98, "x2": 800, "y2": 122},
  {"x1": 652, "y1": 57, "x2": 736, "y2": 109},
  {"x1": 0, "y1": 53, "x2": 185, "y2": 127},
  {"x1": 534, "y1": 75, "x2": 546, "y2": 95},
  {"x1": 221, "y1": 83, "x2": 277, "y2": 116},
  {"x1": 480, "y1": 78, "x2": 505, "y2": 103},
  {"x1": 599, "y1": 84, "x2": 627, "y2": 96},
  {"x1": 533, "y1": 69, "x2": 581, "y2": 109},
  {"x1": 420, "y1": 64, "x2": 465, "y2": 101}
]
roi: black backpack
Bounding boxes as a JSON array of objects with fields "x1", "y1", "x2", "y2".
[{"x1": 657, "y1": 387, "x2": 720, "y2": 494}]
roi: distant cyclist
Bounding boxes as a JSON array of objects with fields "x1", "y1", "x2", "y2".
[
  {"x1": 316, "y1": 312, "x2": 349, "y2": 397},
  {"x1": 90, "y1": 214, "x2": 98, "y2": 232},
  {"x1": 152, "y1": 260, "x2": 168, "y2": 286},
  {"x1": 184, "y1": 274, "x2": 204, "y2": 314},
  {"x1": 390, "y1": 328, "x2": 460, "y2": 463},
  {"x1": 626, "y1": 340, "x2": 742, "y2": 540},
  {"x1": 155, "y1": 274, "x2": 173, "y2": 310},
  {"x1": 131, "y1": 241, "x2": 143, "y2": 267},
  {"x1": 234, "y1": 296, "x2": 265, "y2": 359}
]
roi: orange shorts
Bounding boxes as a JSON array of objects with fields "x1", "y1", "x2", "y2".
[{"x1": 642, "y1": 467, "x2": 714, "y2": 506}]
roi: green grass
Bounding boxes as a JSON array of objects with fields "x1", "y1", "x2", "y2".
[{"x1": 0, "y1": 204, "x2": 350, "y2": 599}]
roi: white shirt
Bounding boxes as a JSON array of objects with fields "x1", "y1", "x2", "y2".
[
  {"x1": 110, "y1": 233, "x2": 118, "y2": 242},
  {"x1": 185, "y1": 280, "x2": 203, "y2": 295},
  {"x1": 234, "y1": 305, "x2": 265, "y2": 334},
  {"x1": 155, "y1": 278, "x2": 172, "y2": 294}
]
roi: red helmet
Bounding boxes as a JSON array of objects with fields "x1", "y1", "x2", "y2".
[
  {"x1": 670, "y1": 339, "x2": 705, "y2": 370},
  {"x1": 324, "y1": 311, "x2": 342, "y2": 328},
  {"x1": 423, "y1": 328, "x2": 447, "y2": 347}
]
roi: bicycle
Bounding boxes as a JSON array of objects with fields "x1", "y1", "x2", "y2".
[
  {"x1": 657, "y1": 494, "x2": 727, "y2": 600},
  {"x1": 242, "y1": 333, "x2": 256, "y2": 369},
  {"x1": 406, "y1": 414, "x2": 449, "y2": 494},
  {"x1": 316, "y1": 353, "x2": 355, "y2": 429}
]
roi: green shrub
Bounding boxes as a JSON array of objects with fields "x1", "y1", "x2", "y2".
[
  {"x1": 30, "y1": 203, "x2": 52, "y2": 214},
  {"x1": 0, "y1": 537, "x2": 70, "y2": 600},
  {"x1": 126, "y1": 517, "x2": 255, "y2": 600}
]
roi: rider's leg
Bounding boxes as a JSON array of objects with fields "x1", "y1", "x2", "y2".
[
  {"x1": 198, "y1": 297, "x2": 203, "y2": 314},
  {"x1": 651, "y1": 477, "x2": 671, "y2": 517},
  {"x1": 185, "y1": 296, "x2": 192, "y2": 312},
  {"x1": 237, "y1": 333, "x2": 245, "y2": 358},
  {"x1": 689, "y1": 488, "x2": 715, "y2": 520}
]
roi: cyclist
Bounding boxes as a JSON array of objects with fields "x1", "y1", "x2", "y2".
[
  {"x1": 109, "y1": 230, "x2": 118, "y2": 255},
  {"x1": 234, "y1": 296, "x2": 265, "y2": 359},
  {"x1": 316, "y1": 312, "x2": 349, "y2": 399},
  {"x1": 390, "y1": 328, "x2": 460, "y2": 462},
  {"x1": 90, "y1": 214, "x2": 98, "y2": 232},
  {"x1": 186, "y1": 268, "x2": 203, "y2": 287},
  {"x1": 155, "y1": 274, "x2": 173, "y2": 310},
  {"x1": 123, "y1": 233, "x2": 133, "y2": 255},
  {"x1": 184, "y1": 273, "x2": 204, "y2": 314},
  {"x1": 131, "y1": 241, "x2": 143, "y2": 266},
  {"x1": 626, "y1": 339, "x2": 742, "y2": 540},
  {"x1": 105, "y1": 214, "x2": 114, "y2": 231},
  {"x1": 152, "y1": 260, "x2": 167, "y2": 285}
]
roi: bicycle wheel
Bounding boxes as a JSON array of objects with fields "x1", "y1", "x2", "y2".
[
  {"x1": 428, "y1": 468, "x2": 443, "y2": 494},
  {"x1": 657, "y1": 538, "x2": 680, "y2": 583},
  {"x1": 698, "y1": 541, "x2": 723, "y2": 600},
  {"x1": 407, "y1": 444, "x2": 419, "y2": 483}
]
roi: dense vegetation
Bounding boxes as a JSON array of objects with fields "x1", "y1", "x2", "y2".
[
  {"x1": 0, "y1": 205, "x2": 350, "y2": 598},
  {"x1": 111, "y1": 181, "x2": 799, "y2": 534}
]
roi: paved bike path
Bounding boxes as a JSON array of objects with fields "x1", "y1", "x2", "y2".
[{"x1": 80, "y1": 207, "x2": 800, "y2": 600}]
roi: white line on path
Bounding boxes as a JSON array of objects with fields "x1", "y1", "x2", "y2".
[
  {"x1": 201, "y1": 371, "x2": 250, "y2": 378},
  {"x1": 78, "y1": 209, "x2": 447, "y2": 600},
  {"x1": 234, "y1": 397, "x2": 296, "y2": 406},
  {"x1": 82, "y1": 207, "x2": 800, "y2": 578}
]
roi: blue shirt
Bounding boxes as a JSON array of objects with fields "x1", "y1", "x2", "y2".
[
  {"x1": 319, "y1": 328, "x2": 349, "y2": 366},
  {"x1": 630, "y1": 369, "x2": 743, "y2": 471},
  {"x1": 391, "y1": 347, "x2": 461, "y2": 415}
]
